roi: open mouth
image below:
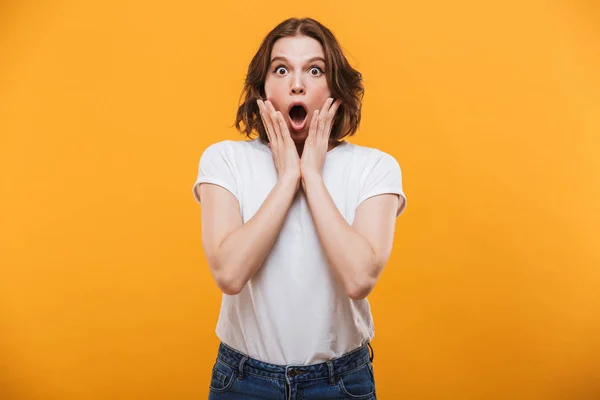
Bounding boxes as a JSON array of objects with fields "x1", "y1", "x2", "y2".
[{"x1": 288, "y1": 105, "x2": 308, "y2": 131}]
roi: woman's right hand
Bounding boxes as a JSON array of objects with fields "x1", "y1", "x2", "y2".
[{"x1": 257, "y1": 99, "x2": 301, "y2": 185}]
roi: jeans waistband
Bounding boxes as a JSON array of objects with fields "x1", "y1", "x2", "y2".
[{"x1": 215, "y1": 341, "x2": 374, "y2": 384}]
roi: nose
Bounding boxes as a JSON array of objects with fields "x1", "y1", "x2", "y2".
[{"x1": 291, "y1": 82, "x2": 304, "y2": 95}]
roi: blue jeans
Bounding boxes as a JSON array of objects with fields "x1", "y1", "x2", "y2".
[{"x1": 208, "y1": 341, "x2": 377, "y2": 399}]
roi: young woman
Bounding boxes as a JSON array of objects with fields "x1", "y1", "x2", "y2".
[{"x1": 192, "y1": 17, "x2": 407, "y2": 400}]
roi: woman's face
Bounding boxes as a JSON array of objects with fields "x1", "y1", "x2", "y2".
[{"x1": 264, "y1": 35, "x2": 332, "y2": 143}]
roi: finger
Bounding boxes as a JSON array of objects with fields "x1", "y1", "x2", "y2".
[
  {"x1": 308, "y1": 109, "x2": 319, "y2": 143},
  {"x1": 265, "y1": 101, "x2": 283, "y2": 142},
  {"x1": 277, "y1": 112, "x2": 298, "y2": 153},
  {"x1": 317, "y1": 98, "x2": 331, "y2": 140},
  {"x1": 262, "y1": 100, "x2": 280, "y2": 148},
  {"x1": 316, "y1": 103, "x2": 329, "y2": 139},
  {"x1": 322, "y1": 116, "x2": 332, "y2": 142},
  {"x1": 322, "y1": 99, "x2": 340, "y2": 139},
  {"x1": 257, "y1": 100, "x2": 275, "y2": 147},
  {"x1": 257, "y1": 100, "x2": 269, "y2": 140},
  {"x1": 276, "y1": 112, "x2": 292, "y2": 142},
  {"x1": 328, "y1": 98, "x2": 342, "y2": 116}
]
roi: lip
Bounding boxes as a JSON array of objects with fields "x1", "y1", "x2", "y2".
[{"x1": 287, "y1": 101, "x2": 309, "y2": 132}]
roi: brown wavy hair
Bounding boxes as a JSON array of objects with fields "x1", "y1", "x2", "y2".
[{"x1": 233, "y1": 17, "x2": 364, "y2": 144}]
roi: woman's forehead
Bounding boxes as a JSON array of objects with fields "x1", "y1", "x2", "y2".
[{"x1": 271, "y1": 36, "x2": 325, "y2": 61}]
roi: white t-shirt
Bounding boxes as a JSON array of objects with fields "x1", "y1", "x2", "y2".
[{"x1": 192, "y1": 137, "x2": 407, "y2": 365}]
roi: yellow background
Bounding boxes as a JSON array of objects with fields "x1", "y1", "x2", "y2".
[{"x1": 1, "y1": 0, "x2": 599, "y2": 399}]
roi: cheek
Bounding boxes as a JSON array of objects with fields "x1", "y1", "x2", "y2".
[
  {"x1": 264, "y1": 78, "x2": 283, "y2": 94},
  {"x1": 312, "y1": 87, "x2": 332, "y2": 106},
  {"x1": 264, "y1": 87, "x2": 286, "y2": 111},
  {"x1": 314, "y1": 84, "x2": 331, "y2": 96},
  {"x1": 262, "y1": 98, "x2": 283, "y2": 114}
]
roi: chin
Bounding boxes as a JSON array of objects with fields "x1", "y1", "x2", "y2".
[{"x1": 290, "y1": 131, "x2": 308, "y2": 142}]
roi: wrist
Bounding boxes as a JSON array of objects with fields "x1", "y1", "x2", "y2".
[
  {"x1": 301, "y1": 170, "x2": 322, "y2": 184},
  {"x1": 279, "y1": 174, "x2": 300, "y2": 189}
]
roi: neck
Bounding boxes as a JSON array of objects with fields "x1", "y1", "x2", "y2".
[{"x1": 296, "y1": 140, "x2": 340, "y2": 157}]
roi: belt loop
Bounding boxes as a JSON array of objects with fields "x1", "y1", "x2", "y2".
[
  {"x1": 327, "y1": 360, "x2": 335, "y2": 386},
  {"x1": 367, "y1": 342, "x2": 374, "y2": 363},
  {"x1": 238, "y1": 356, "x2": 248, "y2": 379}
]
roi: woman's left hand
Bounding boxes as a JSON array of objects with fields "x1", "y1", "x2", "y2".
[{"x1": 300, "y1": 97, "x2": 342, "y2": 182}]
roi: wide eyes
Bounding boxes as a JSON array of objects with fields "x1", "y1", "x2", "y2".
[{"x1": 273, "y1": 65, "x2": 324, "y2": 76}]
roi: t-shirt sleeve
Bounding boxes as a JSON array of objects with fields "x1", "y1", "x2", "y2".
[
  {"x1": 357, "y1": 151, "x2": 407, "y2": 218},
  {"x1": 192, "y1": 141, "x2": 240, "y2": 205}
]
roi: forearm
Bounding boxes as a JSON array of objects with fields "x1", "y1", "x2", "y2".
[
  {"x1": 302, "y1": 173, "x2": 376, "y2": 300},
  {"x1": 217, "y1": 176, "x2": 299, "y2": 294}
]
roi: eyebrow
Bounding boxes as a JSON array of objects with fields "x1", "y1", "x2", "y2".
[{"x1": 269, "y1": 56, "x2": 326, "y2": 65}]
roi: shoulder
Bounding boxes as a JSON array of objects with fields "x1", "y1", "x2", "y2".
[
  {"x1": 343, "y1": 142, "x2": 399, "y2": 167},
  {"x1": 204, "y1": 138, "x2": 267, "y2": 154},
  {"x1": 202, "y1": 139, "x2": 237, "y2": 154},
  {"x1": 200, "y1": 138, "x2": 258, "y2": 160},
  {"x1": 195, "y1": 140, "x2": 242, "y2": 175}
]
